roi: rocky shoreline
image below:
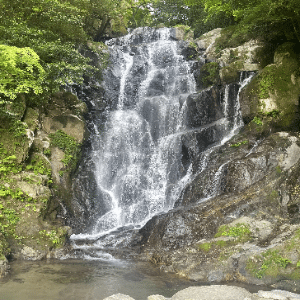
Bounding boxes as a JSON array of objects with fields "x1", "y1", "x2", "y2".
[{"x1": 103, "y1": 285, "x2": 300, "y2": 300}]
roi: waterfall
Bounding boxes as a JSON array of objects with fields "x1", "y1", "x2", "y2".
[{"x1": 70, "y1": 27, "x2": 254, "y2": 256}]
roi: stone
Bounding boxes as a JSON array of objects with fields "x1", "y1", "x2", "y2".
[
  {"x1": 103, "y1": 294, "x2": 135, "y2": 300},
  {"x1": 217, "y1": 40, "x2": 263, "y2": 69},
  {"x1": 0, "y1": 258, "x2": 9, "y2": 278},
  {"x1": 19, "y1": 245, "x2": 47, "y2": 260},
  {"x1": 174, "y1": 27, "x2": 194, "y2": 41},
  {"x1": 196, "y1": 28, "x2": 222, "y2": 52},
  {"x1": 50, "y1": 147, "x2": 65, "y2": 182},
  {"x1": 270, "y1": 290, "x2": 300, "y2": 299},
  {"x1": 230, "y1": 216, "x2": 273, "y2": 240},
  {"x1": 43, "y1": 114, "x2": 86, "y2": 143},
  {"x1": 278, "y1": 137, "x2": 300, "y2": 171},
  {"x1": 148, "y1": 295, "x2": 168, "y2": 300},
  {"x1": 185, "y1": 86, "x2": 223, "y2": 128},
  {"x1": 171, "y1": 285, "x2": 255, "y2": 300}
]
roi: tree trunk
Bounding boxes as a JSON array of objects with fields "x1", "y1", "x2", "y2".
[{"x1": 94, "y1": 16, "x2": 111, "y2": 41}]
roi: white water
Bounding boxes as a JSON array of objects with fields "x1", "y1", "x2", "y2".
[
  {"x1": 72, "y1": 28, "x2": 196, "y2": 244},
  {"x1": 71, "y1": 28, "x2": 255, "y2": 254}
]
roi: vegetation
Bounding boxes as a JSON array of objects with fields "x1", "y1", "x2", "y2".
[
  {"x1": 247, "y1": 250, "x2": 291, "y2": 278},
  {"x1": 49, "y1": 130, "x2": 81, "y2": 171},
  {"x1": 230, "y1": 140, "x2": 248, "y2": 148},
  {"x1": 215, "y1": 223, "x2": 252, "y2": 242}
]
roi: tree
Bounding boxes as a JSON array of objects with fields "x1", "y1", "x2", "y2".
[
  {"x1": 0, "y1": 0, "x2": 91, "y2": 97},
  {"x1": 84, "y1": 0, "x2": 134, "y2": 40},
  {"x1": 192, "y1": 0, "x2": 300, "y2": 42},
  {"x1": 0, "y1": 45, "x2": 45, "y2": 101}
]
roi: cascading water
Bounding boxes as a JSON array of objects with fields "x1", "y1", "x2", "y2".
[{"x1": 70, "y1": 27, "x2": 254, "y2": 258}]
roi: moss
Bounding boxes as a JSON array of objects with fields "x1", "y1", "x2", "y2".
[
  {"x1": 230, "y1": 140, "x2": 248, "y2": 148},
  {"x1": 26, "y1": 153, "x2": 51, "y2": 177},
  {"x1": 23, "y1": 108, "x2": 39, "y2": 131},
  {"x1": 174, "y1": 24, "x2": 194, "y2": 40},
  {"x1": 200, "y1": 62, "x2": 220, "y2": 87},
  {"x1": 247, "y1": 249, "x2": 292, "y2": 279},
  {"x1": 241, "y1": 48, "x2": 300, "y2": 129},
  {"x1": 49, "y1": 130, "x2": 81, "y2": 170},
  {"x1": 37, "y1": 227, "x2": 68, "y2": 249},
  {"x1": 219, "y1": 61, "x2": 241, "y2": 84},
  {"x1": 215, "y1": 25, "x2": 253, "y2": 52},
  {"x1": 0, "y1": 233, "x2": 10, "y2": 260},
  {"x1": 174, "y1": 24, "x2": 191, "y2": 33},
  {"x1": 0, "y1": 122, "x2": 30, "y2": 164},
  {"x1": 198, "y1": 242, "x2": 212, "y2": 252},
  {"x1": 215, "y1": 223, "x2": 252, "y2": 242}
]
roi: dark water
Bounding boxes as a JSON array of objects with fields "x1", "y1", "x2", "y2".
[{"x1": 0, "y1": 259, "x2": 272, "y2": 300}]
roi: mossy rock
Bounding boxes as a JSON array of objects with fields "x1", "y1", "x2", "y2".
[
  {"x1": 240, "y1": 45, "x2": 300, "y2": 129},
  {"x1": 0, "y1": 126, "x2": 31, "y2": 164},
  {"x1": 219, "y1": 61, "x2": 244, "y2": 84},
  {"x1": 46, "y1": 91, "x2": 87, "y2": 116},
  {"x1": 197, "y1": 62, "x2": 220, "y2": 88},
  {"x1": 274, "y1": 42, "x2": 300, "y2": 65},
  {"x1": 0, "y1": 233, "x2": 10, "y2": 260},
  {"x1": 23, "y1": 108, "x2": 39, "y2": 132}
]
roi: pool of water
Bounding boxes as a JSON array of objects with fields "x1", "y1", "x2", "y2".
[
  {"x1": 0, "y1": 258, "x2": 272, "y2": 300},
  {"x1": 0, "y1": 259, "x2": 200, "y2": 300}
]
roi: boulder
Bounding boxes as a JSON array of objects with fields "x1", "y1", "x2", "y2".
[
  {"x1": 171, "y1": 286, "x2": 254, "y2": 300},
  {"x1": 103, "y1": 294, "x2": 136, "y2": 300}
]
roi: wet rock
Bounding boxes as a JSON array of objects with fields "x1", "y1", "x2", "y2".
[
  {"x1": 185, "y1": 86, "x2": 223, "y2": 128},
  {"x1": 138, "y1": 132, "x2": 300, "y2": 285}
]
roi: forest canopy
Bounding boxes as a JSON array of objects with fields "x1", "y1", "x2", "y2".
[{"x1": 0, "y1": 0, "x2": 299, "y2": 111}]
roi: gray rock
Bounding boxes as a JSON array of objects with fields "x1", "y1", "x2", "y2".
[
  {"x1": 171, "y1": 285, "x2": 255, "y2": 300},
  {"x1": 257, "y1": 290, "x2": 300, "y2": 299},
  {"x1": 19, "y1": 245, "x2": 47, "y2": 260},
  {"x1": 148, "y1": 295, "x2": 169, "y2": 300},
  {"x1": 103, "y1": 294, "x2": 136, "y2": 300}
]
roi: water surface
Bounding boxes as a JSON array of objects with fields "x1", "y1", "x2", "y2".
[{"x1": 0, "y1": 259, "x2": 197, "y2": 300}]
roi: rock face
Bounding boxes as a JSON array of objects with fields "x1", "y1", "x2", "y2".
[
  {"x1": 0, "y1": 89, "x2": 88, "y2": 275},
  {"x1": 128, "y1": 28, "x2": 300, "y2": 288},
  {"x1": 137, "y1": 131, "x2": 300, "y2": 286}
]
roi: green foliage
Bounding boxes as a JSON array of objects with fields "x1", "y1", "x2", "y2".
[
  {"x1": 198, "y1": 242, "x2": 212, "y2": 252},
  {"x1": 252, "y1": 116, "x2": 263, "y2": 126},
  {"x1": 26, "y1": 156, "x2": 51, "y2": 177},
  {"x1": 201, "y1": 62, "x2": 220, "y2": 87},
  {"x1": 49, "y1": 130, "x2": 81, "y2": 169},
  {"x1": 230, "y1": 140, "x2": 248, "y2": 148},
  {"x1": 38, "y1": 229, "x2": 63, "y2": 248},
  {"x1": 194, "y1": 0, "x2": 300, "y2": 42},
  {"x1": 215, "y1": 223, "x2": 251, "y2": 242},
  {"x1": 247, "y1": 250, "x2": 291, "y2": 279},
  {"x1": 0, "y1": 0, "x2": 92, "y2": 102},
  {"x1": 0, "y1": 204, "x2": 20, "y2": 237},
  {"x1": 9, "y1": 120, "x2": 28, "y2": 138},
  {"x1": 0, "y1": 45, "x2": 45, "y2": 101}
]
